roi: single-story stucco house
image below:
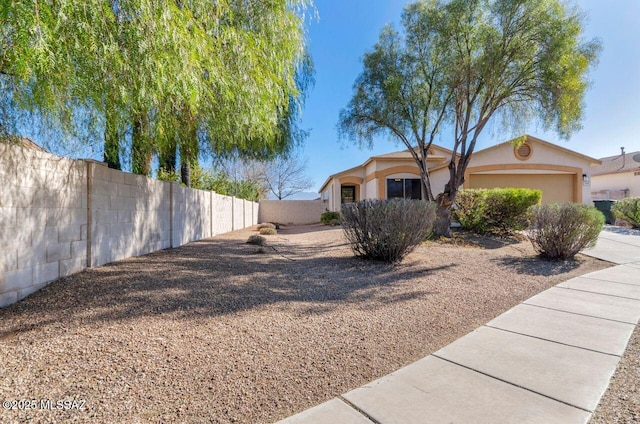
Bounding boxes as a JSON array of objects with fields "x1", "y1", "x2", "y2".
[
  {"x1": 319, "y1": 135, "x2": 601, "y2": 211},
  {"x1": 591, "y1": 149, "x2": 640, "y2": 200}
]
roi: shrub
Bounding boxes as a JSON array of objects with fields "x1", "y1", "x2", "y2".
[
  {"x1": 453, "y1": 189, "x2": 486, "y2": 231},
  {"x1": 526, "y1": 203, "x2": 604, "y2": 260},
  {"x1": 453, "y1": 188, "x2": 541, "y2": 233},
  {"x1": 259, "y1": 227, "x2": 277, "y2": 235},
  {"x1": 247, "y1": 235, "x2": 266, "y2": 246},
  {"x1": 257, "y1": 222, "x2": 276, "y2": 230},
  {"x1": 321, "y1": 211, "x2": 340, "y2": 224},
  {"x1": 612, "y1": 197, "x2": 640, "y2": 229},
  {"x1": 341, "y1": 199, "x2": 436, "y2": 263}
]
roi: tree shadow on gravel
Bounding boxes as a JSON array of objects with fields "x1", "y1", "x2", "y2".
[
  {"x1": 0, "y1": 236, "x2": 455, "y2": 338},
  {"x1": 491, "y1": 256, "x2": 582, "y2": 276}
]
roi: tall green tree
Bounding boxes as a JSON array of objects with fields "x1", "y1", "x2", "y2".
[
  {"x1": 339, "y1": 0, "x2": 600, "y2": 236},
  {"x1": 2, "y1": 1, "x2": 313, "y2": 185}
]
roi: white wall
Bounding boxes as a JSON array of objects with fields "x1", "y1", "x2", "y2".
[
  {"x1": 0, "y1": 145, "x2": 258, "y2": 308},
  {"x1": 591, "y1": 172, "x2": 640, "y2": 199},
  {"x1": 1, "y1": 144, "x2": 88, "y2": 307},
  {"x1": 259, "y1": 200, "x2": 325, "y2": 224}
]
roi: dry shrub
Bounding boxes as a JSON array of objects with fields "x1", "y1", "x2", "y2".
[
  {"x1": 259, "y1": 227, "x2": 277, "y2": 235},
  {"x1": 247, "y1": 235, "x2": 266, "y2": 246},
  {"x1": 526, "y1": 203, "x2": 604, "y2": 260},
  {"x1": 341, "y1": 199, "x2": 436, "y2": 263},
  {"x1": 257, "y1": 223, "x2": 276, "y2": 230}
]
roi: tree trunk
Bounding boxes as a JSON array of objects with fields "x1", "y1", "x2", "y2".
[
  {"x1": 131, "y1": 112, "x2": 151, "y2": 176},
  {"x1": 434, "y1": 190, "x2": 455, "y2": 237},
  {"x1": 103, "y1": 103, "x2": 121, "y2": 170},
  {"x1": 434, "y1": 202, "x2": 452, "y2": 237},
  {"x1": 159, "y1": 136, "x2": 177, "y2": 173}
]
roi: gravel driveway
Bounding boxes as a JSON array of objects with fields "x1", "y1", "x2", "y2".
[{"x1": 0, "y1": 224, "x2": 614, "y2": 423}]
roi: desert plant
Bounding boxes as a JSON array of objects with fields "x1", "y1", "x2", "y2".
[
  {"x1": 612, "y1": 197, "x2": 640, "y2": 229},
  {"x1": 247, "y1": 235, "x2": 266, "y2": 246},
  {"x1": 321, "y1": 211, "x2": 340, "y2": 224},
  {"x1": 453, "y1": 188, "x2": 541, "y2": 233},
  {"x1": 341, "y1": 199, "x2": 436, "y2": 263},
  {"x1": 259, "y1": 227, "x2": 277, "y2": 235},
  {"x1": 257, "y1": 223, "x2": 276, "y2": 230},
  {"x1": 526, "y1": 203, "x2": 604, "y2": 260},
  {"x1": 453, "y1": 189, "x2": 486, "y2": 231}
]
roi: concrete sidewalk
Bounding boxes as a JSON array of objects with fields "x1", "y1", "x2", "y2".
[{"x1": 277, "y1": 227, "x2": 640, "y2": 424}]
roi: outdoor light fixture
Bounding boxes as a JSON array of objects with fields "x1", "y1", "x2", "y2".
[{"x1": 582, "y1": 173, "x2": 590, "y2": 185}]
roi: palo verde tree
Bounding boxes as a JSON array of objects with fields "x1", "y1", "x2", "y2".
[{"x1": 339, "y1": 0, "x2": 600, "y2": 236}]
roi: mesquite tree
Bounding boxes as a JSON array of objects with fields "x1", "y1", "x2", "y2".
[{"x1": 339, "y1": 0, "x2": 600, "y2": 236}]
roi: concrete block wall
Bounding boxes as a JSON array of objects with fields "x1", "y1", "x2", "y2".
[
  {"x1": 172, "y1": 184, "x2": 211, "y2": 246},
  {"x1": 1, "y1": 145, "x2": 259, "y2": 308},
  {"x1": 213, "y1": 194, "x2": 234, "y2": 235},
  {"x1": 90, "y1": 163, "x2": 172, "y2": 267},
  {"x1": 258, "y1": 200, "x2": 325, "y2": 225},
  {"x1": 232, "y1": 197, "x2": 245, "y2": 231},
  {"x1": 0, "y1": 144, "x2": 88, "y2": 307}
]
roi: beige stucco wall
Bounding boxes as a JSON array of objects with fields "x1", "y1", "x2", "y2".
[
  {"x1": 259, "y1": 200, "x2": 325, "y2": 224},
  {"x1": 591, "y1": 172, "x2": 640, "y2": 199},
  {"x1": 465, "y1": 141, "x2": 594, "y2": 203}
]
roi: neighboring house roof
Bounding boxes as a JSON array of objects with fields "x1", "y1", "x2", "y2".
[
  {"x1": 592, "y1": 150, "x2": 640, "y2": 176},
  {"x1": 475, "y1": 135, "x2": 602, "y2": 165},
  {"x1": 1, "y1": 135, "x2": 49, "y2": 153}
]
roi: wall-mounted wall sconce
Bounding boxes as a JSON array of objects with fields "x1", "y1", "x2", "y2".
[{"x1": 582, "y1": 173, "x2": 590, "y2": 185}]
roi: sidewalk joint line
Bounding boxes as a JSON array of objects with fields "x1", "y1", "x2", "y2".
[
  {"x1": 522, "y1": 303, "x2": 637, "y2": 325},
  {"x1": 581, "y1": 275, "x2": 640, "y2": 288},
  {"x1": 431, "y1": 355, "x2": 594, "y2": 414},
  {"x1": 483, "y1": 325, "x2": 622, "y2": 358},
  {"x1": 596, "y1": 235, "x2": 640, "y2": 249},
  {"x1": 555, "y1": 286, "x2": 640, "y2": 302},
  {"x1": 338, "y1": 396, "x2": 381, "y2": 424}
]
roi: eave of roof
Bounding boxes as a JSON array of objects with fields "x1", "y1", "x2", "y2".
[{"x1": 473, "y1": 134, "x2": 602, "y2": 165}]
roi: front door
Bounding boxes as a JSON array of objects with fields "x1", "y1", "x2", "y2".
[{"x1": 341, "y1": 185, "x2": 356, "y2": 204}]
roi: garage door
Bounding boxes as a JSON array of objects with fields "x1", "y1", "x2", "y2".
[{"x1": 468, "y1": 174, "x2": 575, "y2": 204}]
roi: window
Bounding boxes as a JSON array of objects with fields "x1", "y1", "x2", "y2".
[{"x1": 387, "y1": 178, "x2": 422, "y2": 200}]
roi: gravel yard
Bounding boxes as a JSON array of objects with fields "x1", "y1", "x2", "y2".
[{"x1": 0, "y1": 224, "x2": 618, "y2": 423}]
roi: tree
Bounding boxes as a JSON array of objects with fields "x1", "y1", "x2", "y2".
[
  {"x1": 339, "y1": 0, "x2": 600, "y2": 236},
  {"x1": 2, "y1": 1, "x2": 314, "y2": 188},
  {"x1": 257, "y1": 151, "x2": 314, "y2": 200}
]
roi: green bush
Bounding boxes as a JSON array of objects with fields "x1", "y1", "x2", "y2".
[
  {"x1": 526, "y1": 203, "x2": 604, "y2": 260},
  {"x1": 259, "y1": 227, "x2": 277, "y2": 235},
  {"x1": 321, "y1": 211, "x2": 340, "y2": 224},
  {"x1": 453, "y1": 188, "x2": 541, "y2": 233},
  {"x1": 612, "y1": 197, "x2": 640, "y2": 229},
  {"x1": 341, "y1": 199, "x2": 436, "y2": 263}
]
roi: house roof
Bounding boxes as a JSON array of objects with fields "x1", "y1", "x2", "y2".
[
  {"x1": 474, "y1": 135, "x2": 602, "y2": 165},
  {"x1": 318, "y1": 143, "x2": 453, "y2": 193},
  {"x1": 592, "y1": 150, "x2": 640, "y2": 176},
  {"x1": 318, "y1": 134, "x2": 601, "y2": 193}
]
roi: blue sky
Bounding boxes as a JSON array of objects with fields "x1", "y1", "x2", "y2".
[{"x1": 298, "y1": 0, "x2": 640, "y2": 196}]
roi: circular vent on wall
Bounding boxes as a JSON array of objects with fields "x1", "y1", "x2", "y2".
[{"x1": 515, "y1": 142, "x2": 532, "y2": 160}]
